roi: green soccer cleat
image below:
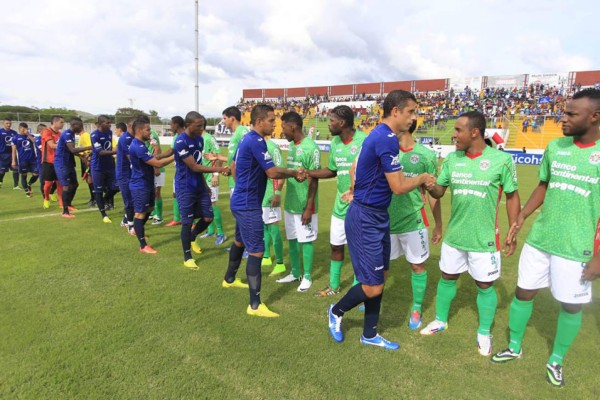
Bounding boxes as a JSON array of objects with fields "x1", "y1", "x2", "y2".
[
  {"x1": 261, "y1": 257, "x2": 272, "y2": 267},
  {"x1": 269, "y1": 263, "x2": 286, "y2": 276},
  {"x1": 491, "y1": 348, "x2": 522, "y2": 364},
  {"x1": 546, "y1": 362, "x2": 565, "y2": 387}
]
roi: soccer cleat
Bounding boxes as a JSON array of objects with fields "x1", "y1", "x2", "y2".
[
  {"x1": 546, "y1": 362, "x2": 565, "y2": 387},
  {"x1": 408, "y1": 309, "x2": 422, "y2": 330},
  {"x1": 87, "y1": 200, "x2": 96, "y2": 208},
  {"x1": 247, "y1": 303, "x2": 279, "y2": 318},
  {"x1": 420, "y1": 320, "x2": 448, "y2": 336},
  {"x1": 102, "y1": 216, "x2": 112, "y2": 224},
  {"x1": 139, "y1": 245, "x2": 157, "y2": 254},
  {"x1": 26, "y1": 188, "x2": 33, "y2": 198},
  {"x1": 13, "y1": 186, "x2": 22, "y2": 190},
  {"x1": 477, "y1": 333, "x2": 493, "y2": 356},
  {"x1": 49, "y1": 193, "x2": 58, "y2": 201},
  {"x1": 165, "y1": 220, "x2": 181, "y2": 227},
  {"x1": 120, "y1": 219, "x2": 128, "y2": 227},
  {"x1": 61, "y1": 213, "x2": 75, "y2": 218},
  {"x1": 128, "y1": 227, "x2": 136, "y2": 236},
  {"x1": 68, "y1": 206, "x2": 78, "y2": 212},
  {"x1": 199, "y1": 232, "x2": 214, "y2": 239},
  {"x1": 269, "y1": 263, "x2": 286, "y2": 276},
  {"x1": 276, "y1": 273, "x2": 300, "y2": 283},
  {"x1": 328, "y1": 305, "x2": 344, "y2": 342},
  {"x1": 43, "y1": 200, "x2": 50, "y2": 209},
  {"x1": 191, "y1": 241, "x2": 202, "y2": 254},
  {"x1": 491, "y1": 348, "x2": 522, "y2": 364},
  {"x1": 315, "y1": 286, "x2": 341, "y2": 297},
  {"x1": 222, "y1": 278, "x2": 249, "y2": 289},
  {"x1": 297, "y1": 278, "x2": 312, "y2": 292},
  {"x1": 261, "y1": 257, "x2": 273, "y2": 267},
  {"x1": 360, "y1": 334, "x2": 400, "y2": 350},
  {"x1": 151, "y1": 218, "x2": 163, "y2": 225},
  {"x1": 243, "y1": 249, "x2": 249, "y2": 259},
  {"x1": 183, "y1": 259, "x2": 200, "y2": 270},
  {"x1": 358, "y1": 304, "x2": 365, "y2": 312},
  {"x1": 215, "y1": 234, "x2": 227, "y2": 246}
]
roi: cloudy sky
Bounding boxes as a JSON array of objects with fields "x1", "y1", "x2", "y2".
[{"x1": 3, "y1": 0, "x2": 598, "y2": 118}]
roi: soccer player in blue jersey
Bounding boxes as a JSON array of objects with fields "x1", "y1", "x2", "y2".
[
  {"x1": 34, "y1": 124, "x2": 46, "y2": 196},
  {"x1": 174, "y1": 112, "x2": 230, "y2": 270},
  {"x1": 129, "y1": 115, "x2": 174, "y2": 254},
  {"x1": 54, "y1": 117, "x2": 92, "y2": 217},
  {"x1": 116, "y1": 120, "x2": 136, "y2": 234},
  {"x1": 11, "y1": 123, "x2": 39, "y2": 197},
  {"x1": 91, "y1": 115, "x2": 119, "y2": 223},
  {"x1": 224, "y1": 104, "x2": 304, "y2": 317},
  {"x1": 327, "y1": 90, "x2": 435, "y2": 349},
  {"x1": 0, "y1": 118, "x2": 19, "y2": 189}
]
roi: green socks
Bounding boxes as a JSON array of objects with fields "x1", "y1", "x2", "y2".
[
  {"x1": 288, "y1": 239, "x2": 300, "y2": 278},
  {"x1": 434, "y1": 278, "x2": 457, "y2": 323},
  {"x1": 476, "y1": 286, "x2": 498, "y2": 335},
  {"x1": 411, "y1": 271, "x2": 427, "y2": 312},
  {"x1": 155, "y1": 198, "x2": 163, "y2": 220},
  {"x1": 173, "y1": 198, "x2": 180, "y2": 222},
  {"x1": 213, "y1": 205, "x2": 224, "y2": 235},
  {"x1": 263, "y1": 225, "x2": 271, "y2": 258},
  {"x1": 270, "y1": 224, "x2": 284, "y2": 264},
  {"x1": 329, "y1": 260, "x2": 344, "y2": 290},
  {"x1": 302, "y1": 242, "x2": 314, "y2": 280},
  {"x1": 207, "y1": 222, "x2": 215, "y2": 235},
  {"x1": 508, "y1": 297, "x2": 534, "y2": 353},
  {"x1": 352, "y1": 276, "x2": 360, "y2": 286},
  {"x1": 548, "y1": 308, "x2": 582, "y2": 366}
]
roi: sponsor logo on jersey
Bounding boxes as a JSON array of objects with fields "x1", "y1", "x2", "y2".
[
  {"x1": 589, "y1": 152, "x2": 600, "y2": 165},
  {"x1": 262, "y1": 151, "x2": 272, "y2": 161},
  {"x1": 350, "y1": 145, "x2": 358, "y2": 155},
  {"x1": 410, "y1": 154, "x2": 420, "y2": 164},
  {"x1": 390, "y1": 154, "x2": 400, "y2": 166},
  {"x1": 556, "y1": 151, "x2": 571, "y2": 156},
  {"x1": 479, "y1": 160, "x2": 490, "y2": 170}
]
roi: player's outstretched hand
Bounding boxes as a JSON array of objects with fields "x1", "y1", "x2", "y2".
[
  {"x1": 431, "y1": 225, "x2": 442, "y2": 245},
  {"x1": 204, "y1": 153, "x2": 218, "y2": 161},
  {"x1": 506, "y1": 213, "x2": 525, "y2": 244},
  {"x1": 341, "y1": 189, "x2": 353, "y2": 203},
  {"x1": 423, "y1": 173, "x2": 436, "y2": 190},
  {"x1": 582, "y1": 254, "x2": 600, "y2": 281},
  {"x1": 221, "y1": 166, "x2": 231, "y2": 176},
  {"x1": 503, "y1": 234, "x2": 516, "y2": 257},
  {"x1": 295, "y1": 168, "x2": 307, "y2": 182}
]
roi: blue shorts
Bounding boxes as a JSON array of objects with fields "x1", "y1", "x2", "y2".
[
  {"x1": 18, "y1": 160, "x2": 37, "y2": 175},
  {"x1": 179, "y1": 191, "x2": 213, "y2": 224},
  {"x1": 0, "y1": 153, "x2": 12, "y2": 173},
  {"x1": 131, "y1": 188, "x2": 155, "y2": 213},
  {"x1": 232, "y1": 208, "x2": 264, "y2": 253},
  {"x1": 118, "y1": 178, "x2": 133, "y2": 211},
  {"x1": 55, "y1": 165, "x2": 78, "y2": 187},
  {"x1": 345, "y1": 201, "x2": 391, "y2": 286},
  {"x1": 91, "y1": 170, "x2": 117, "y2": 193}
]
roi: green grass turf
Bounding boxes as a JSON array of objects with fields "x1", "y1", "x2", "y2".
[{"x1": 1, "y1": 156, "x2": 599, "y2": 399}]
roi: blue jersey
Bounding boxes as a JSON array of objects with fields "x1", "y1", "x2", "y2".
[
  {"x1": 12, "y1": 134, "x2": 35, "y2": 163},
  {"x1": 91, "y1": 129, "x2": 115, "y2": 172},
  {"x1": 35, "y1": 136, "x2": 42, "y2": 166},
  {"x1": 230, "y1": 130, "x2": 275, "y2": 211},
  {"x1": 54, "y1": 129, "x2": 76, "y2": 170},
  {"x1": 173, "y1": 132, "x2": 206, "y2": 194},
  {"x1": 116, "y1": 131, "x2": 134, "y2": 181},
  {"x1": 353, "y1": 123, "x2": 402, "y2": 209},
  {"x1": 0, "y1": 128, "x2": 16, "y2": 154},
  {"x1": 128, "y1": 137, "x2": 155, "y2": 191}
]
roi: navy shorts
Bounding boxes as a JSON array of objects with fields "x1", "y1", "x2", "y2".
[
  {"x1": 55, "y1": 166, "x2": 78, "y2": 187},
  {"x1": 18, "y1": 160, "x2": 37, "y2": 174},
  {"x1": 232, "y1": 208, "x2": 264, "y2": 253},
  {"x1": 118, "y1": 178, "x2": 133, "y2": 211},
  {"x1": 92, "y1": 170, "x2": 117, "y2": 193},
  {"x1": 179, "y1": 191, "x2": 213, "y2": 224},
  {"x1": 345, "y1": 201, "x2": 391, "y2": 286},
  {"x1": 131, "y1": 188, "x2": 155, "y2": 213},
  {"x1": 0, "y1": 153, "x2": 12, "y2": 173}
]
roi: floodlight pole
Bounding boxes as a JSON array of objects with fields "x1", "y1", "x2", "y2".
[{"x1": 195, "y1": 0, "x2": 199, "y2": 112}]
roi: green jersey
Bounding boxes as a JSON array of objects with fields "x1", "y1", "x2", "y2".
[
  {"x1": 228, "y1": 124, "x2": 249, "y2": 188},
  {"x1": 329, "y1": 130, "x2": 366, "y2": 219},
  {"x1": 438, "y1": 146, "x2": 517, "y2": 252},
  {"x1": 526, "y1": 137, "x2": 600, "y2": 262},
  {"x1": 146, "y1": 129, "x2": 165, "y2": 173},
  {"x1": 389, "y1": 143, "x2": 438, "y2": 234},
  {"x1": 201, "y1": 131, "x2": 219, "y2": 183},
  {"x1": 262, "y1": 140, "x2": 284, "y2": 207},
  {"x1": 284, "y1": 136, "x2": 320, "y2": 214}
]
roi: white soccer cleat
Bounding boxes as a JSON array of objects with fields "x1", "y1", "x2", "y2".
[
  {"x1": 419, "y1": 319, "x2": 448, "y2": 336},
  {"x1": 297, "y1": 278, "x2": 312, "y2": 292},
  {"x1": 276, "y1": 273, "x2": 300, "y2": 283},
  {"x1": 477, "y1": 333, "x2": 493, "y2": 356}
]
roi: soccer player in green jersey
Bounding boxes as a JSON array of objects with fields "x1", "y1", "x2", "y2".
[
  {"x1": 222, "y1": 106, "x2": 250, "y2": 197},
  {"x1": 198, "y1": 123, "x2": 228, "y2": 245},
  {"x1": 306, "y1": 105, "x2": 366, "y2": 296},
  {"x1": 491, "y1": 88, "x2": 600, "y2": 387},
  {"x1": 165, "y1": 116, "x2": 186, "y2": 227},
  {"x1": 276, "y1": 111, "x2": 320, "y2": 292},
  {"x1": 421, "y1": 111, "x2": 521, "y2": 358},
  {"x1": 388, "y1": 120, "x2": 442, "y2": 330},
  {"x1": 260, "y1": 133, "x2": 287, "y2": 275},
  {"x1": 147, "y1": 128, "x2": 166, "y2": 224}
]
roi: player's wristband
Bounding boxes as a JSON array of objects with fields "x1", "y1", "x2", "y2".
[{"x1": 274, "y1": 190, "x2": 281, "y2": 195}]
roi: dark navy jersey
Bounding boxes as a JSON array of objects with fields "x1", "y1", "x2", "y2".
[
  {"x1": 91, "y1": 129, "x2": 115, "y2": 172},
  {"x1": 173, "y1": 132, "x2": 206, "y2": 194},
  {"x1": 12, "y1": 134, "x2": 35, "y2": 164},
  {"x1": 128, "y1": 137, "x2": 155, "y2": 191},
  {"x1": 0, "y1": 128, "x2": 16, "y2": 154},
  {"x1": 116, "y1": 131, "x2": 134, "y2": 181},
  {"x1": 54, "y1": 129, "x2": 76, "y2": 170}
]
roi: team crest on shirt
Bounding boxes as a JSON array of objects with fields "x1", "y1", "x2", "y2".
[
  {"x1": 589, "y1": 152, "x2": 600, "y2": 165},
  {"x1": 479, "y1": 160, "x2": 490, "y2": 170},
  {"x1": 296, "y1": 148, "x2": 303, "y2": 157},
  {"x1": 410, "y1": 154, "x2": 420, "y2": 164},
  {"x1": 350, "y1": 145, "x2": 358, "y2": 155}
]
